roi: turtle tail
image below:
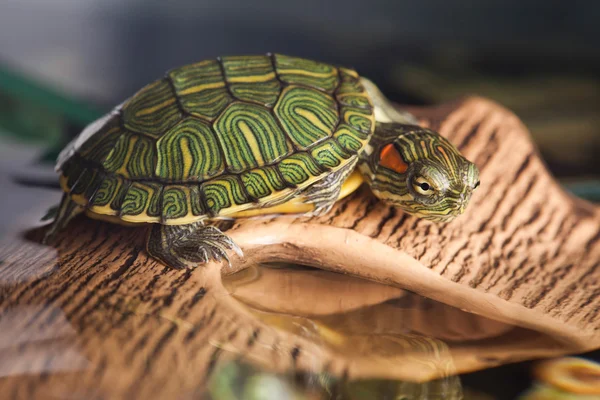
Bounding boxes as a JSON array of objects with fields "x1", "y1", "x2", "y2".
[{"x1": 42, "y1": 194, "x2": 84, "y2": 244}]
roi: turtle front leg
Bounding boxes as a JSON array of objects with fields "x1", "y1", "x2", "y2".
[
  {"x1": 146, "y1": 221, "x2": 243, "y2": 269},
  {"x1": 302, "y1": 157, "x2": 358, "y2": 216}
]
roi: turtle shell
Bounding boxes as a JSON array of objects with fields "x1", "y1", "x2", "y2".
[{"x1": 57, "y1": 54, "x2": 374, "y2": 224}]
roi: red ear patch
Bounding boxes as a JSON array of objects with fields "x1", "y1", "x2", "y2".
[{"x1": 379, "y1": 143, "x2": 408, "y2": 173}]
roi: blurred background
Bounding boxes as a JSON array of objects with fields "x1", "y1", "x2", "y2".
[{"x1": 1, "y1": 1, "x2": 599, "y2": 398}]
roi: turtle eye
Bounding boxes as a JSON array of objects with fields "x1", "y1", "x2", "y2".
[
  {"x1": 413, "y1": 177, "x2": 435, "y2": 196},
  {"x1": 474, "y1": 181, "x2": 481, "y2": 190}
]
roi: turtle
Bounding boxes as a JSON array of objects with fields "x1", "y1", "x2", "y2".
[{"x1": 45, "y1": 54, "x2": 480, "y2": 269}]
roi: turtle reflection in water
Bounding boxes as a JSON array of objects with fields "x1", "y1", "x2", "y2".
[
  {"x1": 45, "y1": 54, "x2": 479, "y2": 269},
  {"x1": 208, "y1": 360, "x2": 463, "y2": 400}
]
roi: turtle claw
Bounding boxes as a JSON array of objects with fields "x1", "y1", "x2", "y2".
[
  {"x1": 181, "y1": 227, "x2": 243, "y2": 267},
  {"x1": 197, "y1": 241, "x2": 232, "y2": 267},
  {"x1": 225, "y1": 238, "x2": 244, "y2": 258},
  {"x1": 195, "y1": 226, "x2": 243, "y2": 264},
  {"x1": 308, "y1": 201, "x2": 336, "y2": 217},
  {"x1": 147, "y1": 223, "x2": 243, "y2": 269}
]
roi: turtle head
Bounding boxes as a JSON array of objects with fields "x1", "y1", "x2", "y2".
[{"x1": 365, "y1": 124, "x2": 480, "y2": 222}]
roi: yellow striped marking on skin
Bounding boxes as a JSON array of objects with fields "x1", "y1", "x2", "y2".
[
  {"x1": 437, "y1": 145, "x2": 456, "y2": 179},
  {"x1": 400, "y1": 136, "x2": 419, "y2": 161},
  {"x1": 413, "y1": 207, "x2": 455, "y2": 219},
  {"x1": 227, "y1": 73, "x2": 276, "y2": 83},
  {"x1": 371, "y1": 189, "x2": 412, "y2": 204},
  {"x1": 179, "y1": 81, "x2": 226, "y2": 96},
  {"x1": 233, "y1": 170, "x2": 364, "y2": 217},
  {"x1": 420, "y1": 140, "x2": 428, "y2": 157},
  {"x1": 296, "y1": 108, "x2": 332, "y2": 134},
  {"x1": 279, "y1": 69, "x2": 336, "y2": 78},
  {"x1": 135, "y1": 98, "x2": 177, "y2": 117},
  {"x1": 238, "y1": 120, "x2": 265, "y2": 165}
]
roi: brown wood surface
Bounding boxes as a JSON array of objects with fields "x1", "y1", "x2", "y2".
[{"x1": 0, "y1": 96, "x2": 599, "y2": 398}]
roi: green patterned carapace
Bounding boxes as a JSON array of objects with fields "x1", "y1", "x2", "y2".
[{"x1": 46, "y1": 54, "x2": 479, "y2": 269}]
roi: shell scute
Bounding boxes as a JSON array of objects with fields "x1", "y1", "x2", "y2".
[
  {"x1": 161, "y1": 185, "x2": 191, "y2": 221},
  {"x1": 122, "y1": 79, "x2": 182, "y2": 136},
  {"x1": 102, "y1": 132, "x2": 155, "y2": 180},
  {"x1": 335, "y1": 68, "x2": 372, "y2": 110},
  {"x1": 274, "y1": 85, "x2": 338, "y2": 150},
  {"x1": 310, "y1": 139, "x2": 352, "y2": 169},
  {"x1": 278, "y1": 152, "x2": 324, "y2": 186},
  {"x1": 340, "y1": 106, "x2": 374, "y2": 134},
  {"x1": 110, "y1": 180, "x2": 131, "y2": 213},
  {"x1": 156, "y1": 117, "x2": 224, "y2": 182},
  {"x1": 241, "y1": 166, "x2": 287, "y2": 199},
  {"x1": 77, "y1": 115, "x2": 122, "y2": 165},
  {"x1": 334, "y1": 124, "x2": 370, "y2": 153},
  {"x1": 274, "y1": 54, "x2": 339, "y2": 93},
  {"x1": 202, "y1": 176, "x2": 250, "y2": 215},
  {"x1": 169, "y1": 60, "x2": 232, "y2": 121},
  {"x1": 221, "y1": 55, "x2": 281, "y2": 106},
  {"x1": 120, "y1": 182, "x2": 162, "y2": 220},
  {"x1": 89, "y1": 174, "x2": 122, "y2": 213},
  {"x1": 214, "y1": 102, "x2": 293, "y2": 173}
]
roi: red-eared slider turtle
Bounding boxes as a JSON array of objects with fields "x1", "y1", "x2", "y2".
[{"x1": 45, "y1": 54, "x2": 480, "y2": 269}]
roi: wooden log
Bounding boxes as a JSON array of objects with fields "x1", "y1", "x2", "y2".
[
  {"x1": 230, "y1": 96, "x2": 600, "y2": 348},
  {"x1": 0, "y1": 96, "x2": 598, "y2": 398}
]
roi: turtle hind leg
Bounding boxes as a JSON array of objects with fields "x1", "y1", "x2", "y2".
[
  {"x1": 42, "y1": 194, "x2": 85, "y2": 244},
  {"x1": 146, "y1": 221, "x2": 243, "y2": 269}
]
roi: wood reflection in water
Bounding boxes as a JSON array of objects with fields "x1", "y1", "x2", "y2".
[{"x1": 223, "y1": 262, "x2": 568, "y2": 384}]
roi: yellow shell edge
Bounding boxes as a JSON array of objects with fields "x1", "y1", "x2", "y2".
[
  {"x1": 63, "y1": 167, "x2": 364, "y2": 225},
  {"x1": 232, "y1": 170, "x2": 364, "y2": 218}
]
